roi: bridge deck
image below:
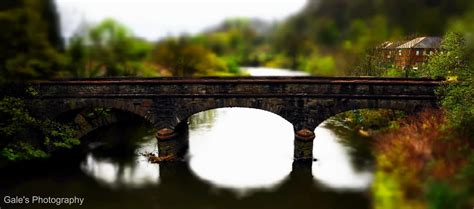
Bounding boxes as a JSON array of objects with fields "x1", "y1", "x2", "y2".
[
  {"x1": 29, "y1": 77, "x2": 442, "y2": 100},
  {"x1": 33, "y1": 77, "x2": 442, "y2": 85}
]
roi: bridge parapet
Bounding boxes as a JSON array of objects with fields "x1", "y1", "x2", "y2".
[{"x1": 32, "y1": 77, "x2": 440, "y2": 99}]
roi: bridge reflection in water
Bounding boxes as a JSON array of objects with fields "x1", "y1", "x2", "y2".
[
  {"x1": 78, "y1": 108, "x2": 374, "y2": 192},
  {"x1": 74, "y1": 114, "x2": 372, "y2": 209}
]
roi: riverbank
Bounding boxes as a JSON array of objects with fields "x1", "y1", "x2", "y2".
[
  {"x1": 328, "y1": 106, "x2": 474, "y2": 208},
  {"x1": 370, "y1": 110, "x2": 474, "y2": 209}
]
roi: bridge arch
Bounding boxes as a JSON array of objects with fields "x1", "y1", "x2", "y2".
[
  {"x1": 301, "y1": 99, "x2": 437, "y2": 131},
  {"x1": 185, "y1": 106, "x2": 294, "y2": 128},
  {"x1": 73, "y1": 108, "x2": 155, "y2": 139},
  {"x1": 172, "y1": 100, "x2": 294, "y2": 131},
  {"x1": 50, "y1": 100, "x2": 156, "y2": 139},
  {"x1": 49, "y1": 99, "x2": 155, "y2": 126},
  {"x1": 323, "y1": 101, "x2": 430, "y2": 125}
]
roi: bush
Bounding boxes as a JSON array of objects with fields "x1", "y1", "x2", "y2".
[
  {"x1": 0, "y1": 97, "x2": 79, "y2": 161},
  {"x1": 372, "y1": 110, "x2": 473, "y2": 209},
  {"x1": 419, "y1": 32, "x2": 474, "y2": 137}
]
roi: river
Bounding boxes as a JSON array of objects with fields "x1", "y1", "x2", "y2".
[{"x1": 0, "y1": 68, "x2": 375, "y2": 209}]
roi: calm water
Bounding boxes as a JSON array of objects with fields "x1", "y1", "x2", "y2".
[{"x1": 0, "y1": 68, "x2": 375, "y2": 209}]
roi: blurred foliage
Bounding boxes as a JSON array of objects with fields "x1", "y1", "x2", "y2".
[
  {"x1": 333, "y1": 109, "x2": 405, "y2": 138},
  {"x1": 419, "y1": 32, "x2": 474, "y2": 137},
  {"x1": 353, "y1": 48, "x2": 391, "y2": 76},
  {"x1": 372, "y1": 110, "x2": 474, "y2": 209},
  {"x1": 0, "y1": 97, "x2": 79, "y2": 161},
  {"x1": 64, "y1": 19, "x2": 158, "y2": 77},
  {"x1": 194, "y1": 18, "x2": 274, "y2": 67},
  {"x1": 152, "y1": 37, "x2": 241, "y2": 76},
  {"x1": 0, "y1": 0, "x2": 65, "y2": 83},
  {"x1": 270, "y1": 0, "x2": 474, "y2": 75},
  {"x1": 370, "y1": 26, "x2": 474, "y2": 209},
  {"x1": 3, "y1": 0, "x2": 474, "y2": 78},
  {"x1": 300, "y1": 54, "x2": 337, "y2": 76}
]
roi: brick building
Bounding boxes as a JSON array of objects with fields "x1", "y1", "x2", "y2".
[
  {"x1": 395, "y1": 37, "x2": 442, "y2": 69},
  {"x1": 378, "y1": 37, "x2": 442, "y2": 70}
]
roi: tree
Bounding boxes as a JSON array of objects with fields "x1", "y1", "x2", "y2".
[
  {"x1": 421, "y1": 32, "x2": 474, "y2": 136},
  {"x1": 0, "y1": 0, "x2": 65, "y2": 83},
  {"x1": 195, "y1": 18, "x2": 271, "y2": 67},
  {"x1": 66, "y1": 19, "x2": 156, "y2": 77},
  {"x1": 272, "y1": 16, "x2": 315, "y2": 70},
  {"x1": 269, "y1": 0, "x2": 473, "y2": 73},
  {"x1": 152, "y1": 37, "x2": 229, "y2": 76}
]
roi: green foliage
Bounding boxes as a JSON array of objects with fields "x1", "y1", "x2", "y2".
[
  {"x1": 384, "y1": 68, "x2": 405, "y2": 77},
  {"x1": 0, "y1": 0, "x2": 65, "y2": 83},
  {"x1": 65, "y1": 19, "x2": 157, "y2": 77},
  {"x1": 152, "y1": 37, "x2": 235, "y2": 76},
  {"x1": 420, "y1": 32, "x2": 474, "y2": 136},
  {"x1": 372, "y1": 110, "x2": 474, "y2": 209},
  {"x1": 426, "y1": 182, "x2": 464, "y2": 209},
  {"x1": 372, "y1": 170, "x2": 404, "y2": 209},
  {"x1": 270, "y1": 0, "x2": 473, "y2": 73},
  {"x1": 421, "y1": 33, "x2": 470, "y2": 78},
  {"x1": 301, "y1": 54, "x2": 337, "y2": 76},
  {"x1": 222, "y1": 57, "x2": 240, "y2": 74},
  {"x1": 194, "y1": 18, "x2": 271, "y2": 67},
  {"x1": 85, "y1": 107, "x2": 111, "y2": 119},
  {"x1": 263, "y1": 54, "x2": 293, "y2": 69},
  {"x1": 0, "y1": 97, "x2": 79, "y2": 161},
  {"x1": 2, "y1": 142, "x2": 48, "y2": 161},
  {"x1": 25, "y1": 85, "x2": 39, "y2": 96},
  {"x1": 336, "y1": 109, "x2": 405, "y2": 133}
]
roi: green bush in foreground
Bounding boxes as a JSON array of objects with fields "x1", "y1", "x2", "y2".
[
  {"x1": 420, "y1": 32, "x2": 474, "y2": 137},
  {"x1": 0, "y1": 97, "x2": 79, "y2": 161}
]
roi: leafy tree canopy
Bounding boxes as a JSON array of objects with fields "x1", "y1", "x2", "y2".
[{"x1": 0, "y1": 0, "x2": 64, "y2": 82}]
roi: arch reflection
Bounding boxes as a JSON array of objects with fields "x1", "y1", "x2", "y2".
[{"x1": 188, "y1": 108, "x2": 294, "y2": 191}]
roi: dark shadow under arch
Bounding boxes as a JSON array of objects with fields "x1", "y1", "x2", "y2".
[
  {"x1": 57, "y1": 107, "x2": 155, "y2": 139},
  {"x1": 49, "y1": 99, "x2": 155, "y2": 126}
]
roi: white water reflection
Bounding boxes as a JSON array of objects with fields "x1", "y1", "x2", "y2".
[
  {"x1": 243, "y1": 67, "x2": 309, "y2": 76},
  {"x1": 81, "y1": 136, "x2": 160, "y2": 188},
  {"x1": 312, "y1": 122, "x2": 373, "y2": 190},
  {"x1": 189, "y1": 108, "x2": 294, "y2": 190}
]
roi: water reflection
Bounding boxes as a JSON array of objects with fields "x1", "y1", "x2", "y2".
[
  {"x1": 188, "y1": 108, "x2": 294, "y2": 191},
  {"x1": 79, "y1": 108, "x2": 373, "y2": 193},
  {"x1": 81, "y1": 135, "x2": 160, "y2": 188},
  {"x1": 244, "y1": 67, "x2": 309, "y2": 76},
  {"x1": 312, "y1": 121, "x2": 373, "y2": 190}
]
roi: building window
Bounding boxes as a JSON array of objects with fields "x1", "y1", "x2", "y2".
[
  {"x1": 398, "y1": 50, "x2": 402, "y2": 56},
  {"x1": 416, "y1": 50, "x2": 420, "y2": 56}
]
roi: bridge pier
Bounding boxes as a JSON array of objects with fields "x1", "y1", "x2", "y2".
[
  {"x1": 291, "y1": 160, "x2": 313, "y2": 179},
  {"x1": 156, "y1": 122, "x2": 189, "y2": 161},
  {"x1": 294, "y1": 128, "x2": 315, "y2": 161}
]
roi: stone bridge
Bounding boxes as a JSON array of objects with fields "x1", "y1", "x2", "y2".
[{"x1": 25, "y1": 77, "x2": 441, "y2": 161}]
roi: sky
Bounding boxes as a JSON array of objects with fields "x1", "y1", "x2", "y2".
[{"x1": 55, "y1": 0, "x2": 308, "y2": 41}]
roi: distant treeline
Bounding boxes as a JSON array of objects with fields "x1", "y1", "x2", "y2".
[{"x1": 1, "y1": 0, "x2": 473, "y2": 80}]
